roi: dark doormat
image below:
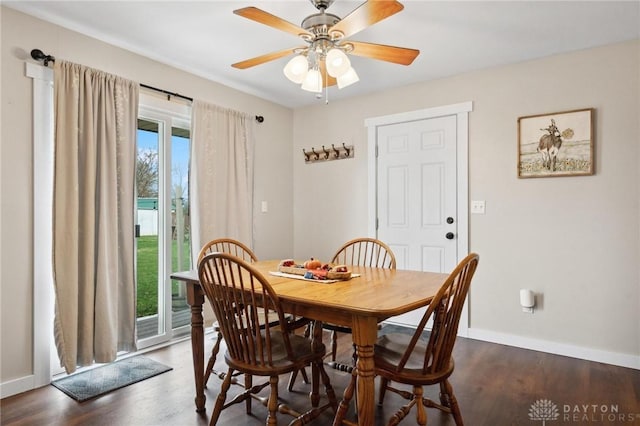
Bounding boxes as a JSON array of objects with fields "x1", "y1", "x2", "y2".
[{"x1": 51, "y1": 355, "x2": 172, "y2": 402}]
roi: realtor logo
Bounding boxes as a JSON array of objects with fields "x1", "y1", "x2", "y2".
[{"x1": 529, "y1": 399, "x2": 560, "y2": 425}]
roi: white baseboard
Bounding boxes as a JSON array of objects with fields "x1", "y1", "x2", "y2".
[
  {"x1": 467, "y1": 328, "x2": 640, "y2": 370},
  {"x1": 0, "y1": 375, "x2": 36, "y2": 399}
]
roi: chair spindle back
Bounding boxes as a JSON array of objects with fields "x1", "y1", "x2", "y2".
[
  {"x1": 331, "y1": 237, "x2": 396, "y2": 269},
  {"x1": 398, "y1": 253, "x2": 479, "y2": 374},
  {"x1": 197, "y1": 238, "x2": 257, "y2": 264},
  {"x1": 198, "y1": 252, "x2": 292, "y2": 367}
]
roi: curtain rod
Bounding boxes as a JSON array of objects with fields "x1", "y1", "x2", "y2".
[
  {"x1": 30, "y1": 48, "x2": 264, "y2": 123},
  {"x1": 141, "y1": 84, "x2": 264, "y2": 123}
]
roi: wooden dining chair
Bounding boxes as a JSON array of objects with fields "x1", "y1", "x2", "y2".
[
  {"x1": 325, "y1": 237, "x2": 396, "y2": 371},
  {"x1": 197, "y1": 238, "x2": 310, "y2": 389},
  {"x1": 197, "y1": 238, "x2": 259, "y2": 387},
  {"x1": 198, "y1": 252, "x2": 338, "y2": 425},
  {"x1": 198, "y1": 238, "x2": 310, "y2": 391},
  {"x1": 333, "y1": 253, "x2": 479, "y2": 426}
]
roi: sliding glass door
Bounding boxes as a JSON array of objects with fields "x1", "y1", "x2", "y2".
[{"x1": 135, "y1": 105, "x2": 191, "y2": 348}]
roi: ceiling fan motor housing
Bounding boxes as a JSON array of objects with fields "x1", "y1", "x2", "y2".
[
  {"x1": 309, "y1": 0, "x2": 335, "y2": 10},
  {"x1": 301, "y1": 12, "x2": 341, "y2": 38}
]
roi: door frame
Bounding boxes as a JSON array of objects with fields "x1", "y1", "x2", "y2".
[
  {"x1": 136, "y1": 96, "x2": 191, "y2": 349},
  {"x1": 365, "y1": 101, "x2": 473, "y2": 335}
]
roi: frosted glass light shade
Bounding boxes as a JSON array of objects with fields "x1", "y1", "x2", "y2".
[
  {"x1": 326, "y1": 48, "x2": 350, "y2": 77},
  {"x1": 283, "y1": 55, "x2": 309, "y2": 84},
  {"x1": 337, "y1": 67, "x2": 359, "y2": 89},
  {"x1": 301, "y1": 68, "x2": 322, "y2": 93}
]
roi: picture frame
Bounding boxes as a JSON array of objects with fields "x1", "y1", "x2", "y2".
[{"x1": 517, "y1": 108, "x2": 594, "y2": 178}]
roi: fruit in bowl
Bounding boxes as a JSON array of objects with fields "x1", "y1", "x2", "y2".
[
  {"x1": 333, "y1": 265, "x2": 348, "y2": 273},
  {"x1": 303, "y1": 258, "x2": 322, "y2": 270}
]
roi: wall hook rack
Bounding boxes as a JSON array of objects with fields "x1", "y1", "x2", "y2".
[{"x1": 303, "y1": 143, "x2": 354, "y2": 164}]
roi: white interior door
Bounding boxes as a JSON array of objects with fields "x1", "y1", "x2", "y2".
[
  {"x1": 366, "y1": 102, "x2": 472, "y2": 329},
  {"x1": 377, "y1": 116, "x2": 458, "y2": 325}
]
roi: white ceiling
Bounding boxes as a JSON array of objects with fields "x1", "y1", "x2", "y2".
[{"x1": 5, "y1": 1, "x2": 640, "y2": 108}]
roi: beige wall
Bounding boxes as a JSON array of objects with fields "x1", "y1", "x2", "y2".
[
  {"x1": 1, "y1": 6, "x2": 294, "y2": 385},
  {"x1": 293, "y1": 40, "x2": 639, "y2": 359},
  {"x1": 2, "y1": 4, "x2": 639, "y2": 395}
]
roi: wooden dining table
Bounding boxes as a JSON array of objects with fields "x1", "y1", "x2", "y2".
[{"x1": 171, "y1": 260, "x2": 449, "y2": 426}]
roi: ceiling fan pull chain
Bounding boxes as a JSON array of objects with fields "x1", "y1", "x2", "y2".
[{"x1": 324, "y1": 64, "x2": 329, "y2": 104}]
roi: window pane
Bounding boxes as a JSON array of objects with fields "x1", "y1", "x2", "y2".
[
  {"x1": 136, "y1": 120, "x2": 160, "y2": 338},
  {"x1": 171, "y1": 127, "x2": 191, "y2": 328}
]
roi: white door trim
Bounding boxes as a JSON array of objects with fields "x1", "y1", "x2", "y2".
[
  {"x1": 29, "y1": 62, "x2": 55, "y2": 392},
  {"x1": 365, "y1": 101, "x2": 473, "y2": 335}
]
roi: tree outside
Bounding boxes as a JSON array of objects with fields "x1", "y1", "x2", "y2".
[{"x1": 136, "y1": 149, "x2": 158, "y2": 197}]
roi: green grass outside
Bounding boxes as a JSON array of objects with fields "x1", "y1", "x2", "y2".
[{"x1": 136, "y1": 235, "x2": 191, "y2": 318}]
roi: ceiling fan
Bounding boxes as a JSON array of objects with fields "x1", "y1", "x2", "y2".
[{"x1": 232, "y1": 0, "x2": 420, "y2": 93}]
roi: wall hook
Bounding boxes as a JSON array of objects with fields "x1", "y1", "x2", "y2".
[
  {"x1": 343, "y1": 143, "x2": 351, "y2": 157},
  {"x1": 302, "y1": 143, "x2": 354, "y2": 164},
  {"x1": 322, "y1": 145, "x2": 330, "y2": 159},
  {"x1": 331, "y1": 144, "x2": 340, "y2": 159}
]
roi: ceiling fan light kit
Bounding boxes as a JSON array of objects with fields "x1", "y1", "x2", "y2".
[
  {"x1": 233, "y1": 0, "x2": 419, "y2": 98},
  {"x1": 284, "y1": 47, "x2": 355, "y2": 91},
  {"x1": 301, "y1": 68, "x2": 323, "y2": 93},
  {"x1": 283, "y1": 55, "x2": 309, "y2": 84},
  {"x1": 326, "y1": 48, "x2": 351, "y2": 77},
  {"x1": 337, "y1": 66, "x2": 359, "y2": 89}
]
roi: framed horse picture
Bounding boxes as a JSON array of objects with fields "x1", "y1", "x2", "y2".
[{"x1": 517, "y1": 108, "x2": 594, "y2": 178}]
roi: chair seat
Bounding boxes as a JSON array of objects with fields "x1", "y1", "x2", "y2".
[
  {"x1": 375, "y1": 332, "x2": 455, "y2": 385},
  {"x1": 225, "y1": 331, "x2": 327, "y2": 376}
]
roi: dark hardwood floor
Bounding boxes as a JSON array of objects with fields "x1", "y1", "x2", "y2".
[{"x1": 2, "y1": 331, "x2": 639, "y2": 425}]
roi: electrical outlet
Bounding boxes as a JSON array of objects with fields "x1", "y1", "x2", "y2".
[{"x1": 471, "y1": 200, "x2": 485, "y2": 214}]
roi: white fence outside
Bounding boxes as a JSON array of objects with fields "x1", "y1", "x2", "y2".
[{"x1": 138, "y1": 209, "x2": 158, "y2": 236}]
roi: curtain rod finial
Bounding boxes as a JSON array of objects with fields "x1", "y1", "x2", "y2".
[{"x1": 31, "y1": 49, "x2": 55, "y2": 66}]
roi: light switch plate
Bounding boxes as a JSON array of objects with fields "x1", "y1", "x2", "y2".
[
  {"x1": 261, "y1": 201, "x2": 268, "y2": 213},
  {"x1": 471, "y1": 200, "x2": 485, "y2": 214}
]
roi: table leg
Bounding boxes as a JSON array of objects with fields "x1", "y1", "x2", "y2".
[
  {"x1": 186, "y1": 282, "x2": 206, "y2": 412},
  {"x1": 310, "y1": 320, "x2": 322, "y2": 407},
  {"x1": 351, "y1": 316, "x2": 378, "y2": 426}
]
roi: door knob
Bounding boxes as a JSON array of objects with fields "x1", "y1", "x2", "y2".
[
  {"x1": 446, "y1": 217, "x2": 455, "y2": 224},
  {"x1": 445, "y1": 232, "x2": 455, "y2": 240}
]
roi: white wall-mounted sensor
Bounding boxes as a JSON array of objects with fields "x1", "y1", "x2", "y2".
[{"x1": 520, "y1": 289, "x2": 535, "y2": 313}]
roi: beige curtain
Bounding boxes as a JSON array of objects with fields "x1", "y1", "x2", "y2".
[
  {"x1": 190, "y1": 100, "x2": 255, "y2": 261},
  {"x1": 53, "y1": 61, "x2": 139, "y2": 374}
]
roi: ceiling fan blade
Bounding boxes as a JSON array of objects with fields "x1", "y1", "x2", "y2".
[
  {"x1": 319, "y1": 61, "x2": 338, "y2": 87},
  {"x1": 348, "y1": 41, "x2": 419, "y2": 65},
  {"x1": 329, "y1": 0, "x2": 404, "y2": 40},
  {"x1": 234, "y1": 7, "x2": 313, "y2": 38},
  {"x1": 232, "y1": 47, "x2": 303, "y2": 69}
]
